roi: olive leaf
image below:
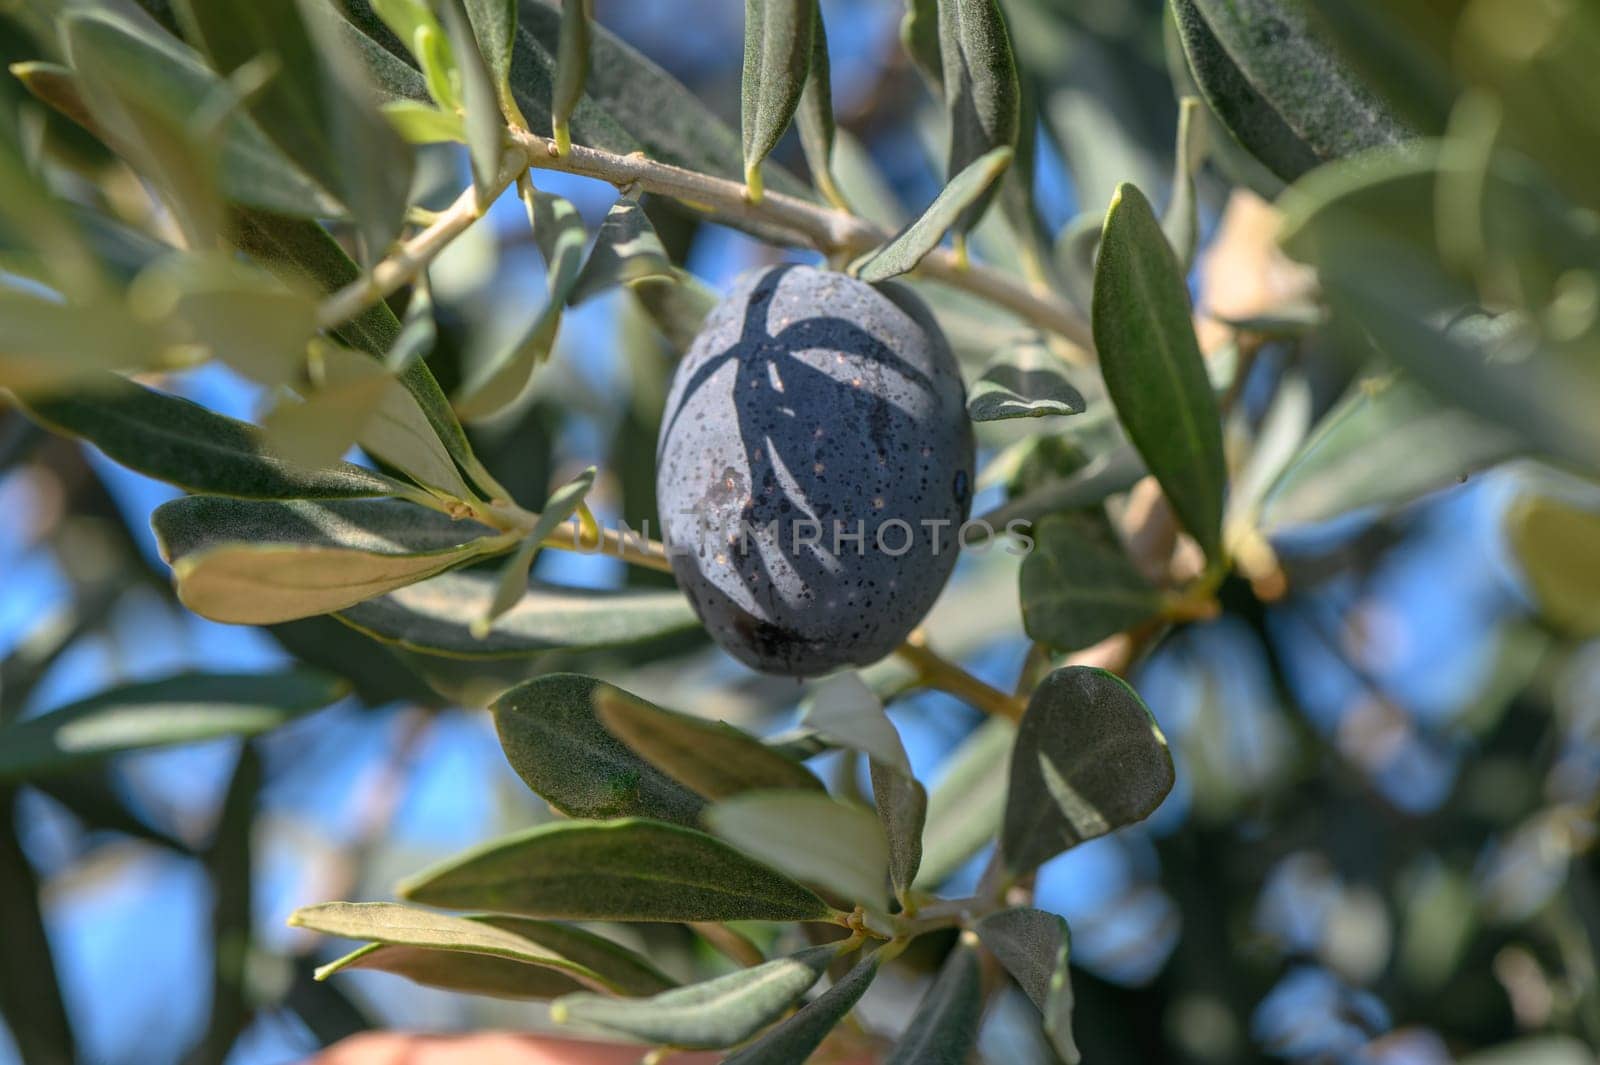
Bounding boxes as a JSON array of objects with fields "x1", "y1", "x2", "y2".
[
  {"x1": 380, "y1": 98, "x2": 465, "y2": 142},
  {"x1": 966, "y1": 337, "x2": 1087, "y2": 421},
  {"x1": 336, "y1": 570, "x2": 700, "y2": 658},
  {"x1": 630, "y1": 269, "x2": 718, "y2": 356},
  {"x1": 800, "y1": 673, "x2": 909, "y2": 775},
  {"x1": 885, "y1": 937, "x2": 983, "y2": 1065},
  {"x1": 551, "y1": 944, "x2": 836, "y2": 1049},
  {"x1": 477, "y1": 466, "x2": 596, "y2": 634},
  {"x1": 723, "y1": 952, "x2": 883, "y2": 1065},
  {"x1": 901, "y1": 0, "x2": 943, "y2": 89},
  {"x1": 0, "y1": 671, "x2": 345, "y2": 783},
  {"x1": 396, "y1": 818, "x2": 833, "y2": 923},
  {"x1": 1506, "y1": 495, "x2": 1600, "y2": 638},
  {"x1": 464, "y1": 0, "x2": 523, "y2": 126},
  {"x1": 853, "y1": 145, "x2": 1013, "y2": 282},
  {"x1": 1021, "y1": 515, "x2": 1164, "y2": 652},
  {"x1": 551, "y1": 0, "x2": 590, "y2": 153},
  {"x1": 594, "y1": 685, "x2": 824, "y2": 799},
  {"x1": 1162, "y1": 95, "x2": 1207, "y2": 269},
  {"x1": 704, "y1": 792, "x2": 890, "y2": 910},
  {"x1": 914, "y1": 717, "x2": 1012, "y2": 890},
  {"x1": 492, "y1": 673, "x2": 706, "y2": 826},
  {"x1": 0, "y1": 289, "x2": 171, "y2": 393},
  {"x1": 151, "y1": 496, "x2": 506, "y2": 625},
  {"x1": 1092, "y1": 182, "x2": 1227, "y2": 560},
  {"x1": 795, "y1": 6, "x2": 845, "y2": 209},
  {"x1": 455, "y1": 185, "x2": 586, "y2": 421},
  {"x1": 316, "y1": 942, "x2": 589, "y2": 1000},
  {"x1": 566, "y1": 195, "x2": 673, "y2": 306},
  {"x1": 869, "y1": 760, "x2": 928, "y2": 904},
  {"x1": 975, "y1": 908, "x2": 1079, "y2": 1063},
  {"x1": 937, "y1": 0, "x2": 1020, "y2": 235},
  {"x1": 20, "y1": 376, "x2": 407, "y2": 500},
  {"x1": 437, "y1": 0, "x2": 506, "y2": 197},
  {"x1": 1001, "y1": 667, "x2": 1174, "y2": 877},
  {"x1": 740, "y1": 0, "x2": 815, "y2": 196}
]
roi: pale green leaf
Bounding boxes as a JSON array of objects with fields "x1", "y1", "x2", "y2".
[
  {"x1": 478, "y1": 466, "x2": 596, "y2": 633},
  {"x1": 800, "y1": 673, "x2": 909, "y2": 774},
  {"x1": 937, "y1": 0, "x2": 1020, "y2": 234},
  {"x1": 967, "y1": 336, "x2": 1086, "y2": 421},
  {"x1": 566, "y1": 196, "x2": 672, "y2": 306},
  {"x1": 795, "y1": 6, "x2": 844, "y2": 208},
  {"x1": 741, "y1": 0, "x2": 816, "y2": 190},
  {"x1": 551, "y1": 0, "x2": 590, "y2": 151},
  {"x1": 1021, "y1": 515, "x2": 1164, "y2": 652},
  {"x1": 381, "y1": 99, "x2": 466, "y2": 142},
  {"x1": 723, "y1": 953, "x2": 882, "y2": 1065},
  {"x1": 438, "y1": 0, "x2": 506, "y2": 196},
  {"x1": 1507, "y1": 494, "x2": 1600, "y2": 638},
  {"x1": 853, "y1": 145, "x2": 1012, "y2": 282},
  {"x1": 1162, "y1": 96, "x2": 1206, "y2": 268},
  {"x1": 705, "y1": 792, "x2": 890, "y2": 909}
]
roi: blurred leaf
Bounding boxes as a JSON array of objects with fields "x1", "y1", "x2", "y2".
[
  {"x1": 567, "y1": 195, "x2": 672, "y2": 305},
  {"x1": 337, "y1": 570, "x2": 700, "y2": 657},
  {"x1": 705, "y1": 792, "x2": 889, "y2": 910},
  {"x1": 630, "y1": 269, "x2": 718, "y2": 357},
  {"x1": 1021, "y1": 515, "x2": 1163, "y2": 652},
  {"x1": 381, "y1": 98, "x2": 465, "y2": 142},
  {"x1": 0, "y1": 671, "x2": 345, "y2": 782},
  {"x1": 397, "y1": 818, "x2": 833, "y2": 922},
  {"x1": 259, "y1": 344, "x2": 392, "y2": 470},
  {"x1": 551, "y1": 944, "x2": 835, "y2": 1049},
  {"x1": 31, "y1": 773, "x2": 191, "y2": 853},
  {"x1": 1259, "y1": 375, "x2": 1520, "y2": 530},
  {"x1": 438, "y1": 0, "x2": 504, "y2": 197},
  {"x1": 1001, "y1": 667, "x2": 1174, "y2": 876},
  {"x1": 967, "y1": 337, "x2": 1086, "y2": 421},
  {"x1": 146, "y1": 256, "x2": 318, "y2": 387},
  {"x1": 900, "y1": 0, "x2": 942, "y2": 88},
  {"x1": 1170, "y1": 0, "x2": 1405, "y2": 183},
  {"x1": 292, "y1": 902, "x2": 627, "y2": 992},
  {"x1": 800, "y1": 673, "x2": 908, "y2": 774},
  {"x1": 1093, "y1": 182, "x2": 1226, "y2": 559},
  {"x1": 268, "y1": 615, "x2": 442, "y2": 708},
  {"x1": 21, "y1": 376, "x2": 407, "y2": 500},
  {"x1": 151, "y1": 496, "x2": 504, "y2": 624},
  {"x1": 329, "y1": 348, "x2": 478, "y2": 500},
  {"x1": 1506, "y1": 495, "x2": 1600, "y2": 638},
  {"x1": 479, "y1": 466, "x2": 595, "y2": 632},
  {"x1": 0, "y1": 289, "x2": 169, "y2": 393},
  {"x1": 595, "y1": 685, "x2": 823, "y2": 799},
  {"x1": 723, "y1": 952, "x2": 881, "y2": 1065},
  {"x1": 0, "y1": 788, "x2": 76, "y2": 1065},
  {"x1": 795, "y1": 5, "x2": 844, "y2": 209},
  {"x1": 884, "y1": 938, "x2": 982, "y2": 1065},
  {"x1": 1051, "y1": 210, "x2": 1100, "y2": 315},
  {"x1": 1162, "y1": 96, "x2": 1206, "y2": 268},
  {"x1": 1225, "y1": 370, "x2": 1313, "y2": 530},
  {"x1": 975, "y1": 908, "x2": 1078, "y2": 1063},
  {"x1": 550, "y1": 0, "x2": 589, "y2": 152},
  {"x1": 981, "y1": 443, "x2": 1145, "y2": 531},
  {"x1": 740, "y1": 0, "x2": 814, "y2": 193},
  {"x1": 853, "y1": 146, "x2": 1012, "y2": 282},
  {"x1": 456, "y1": 187, "x2": 585, "y2": 420},
  {"x1": 870, "y1": 760, "x2": 927, "y2": 904},
  {"x1": 1459, "y1": 1037, "x2": 1598, "y2": 1065},
  {"x1": 194, "y1": 745, "x2": 258, "y2": 1064},
  {"x1": 464, "y1": 0, "x2": 522, "y2": 125},
  {"x1": 938, "y1": 0, "x2": 1019, "y2": 235},
  {"x1": 914, "y1": 717, "x2": 1012, "y2": 890},
  {"x1": 492, "y1": 673, "x2": 706, "y2": 825}
]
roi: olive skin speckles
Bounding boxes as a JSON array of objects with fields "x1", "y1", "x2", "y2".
[{"x1": 656, "y1": 264, "x2": 974, "y2": 677}]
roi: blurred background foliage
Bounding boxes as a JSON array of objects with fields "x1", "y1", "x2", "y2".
[{"x1": 0, "y1": 0, "x2": 1598, "y2": 1063}]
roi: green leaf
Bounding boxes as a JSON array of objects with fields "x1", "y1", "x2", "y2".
[
  {"x1": 740, "y1": 0, "x2": 815, "y2": 194},
  {"x1": 800, "y1": 673, "x2": 909, "y2": 775},
  {"x1": 315, "y1": 942, "x2": 587, "y2": 1000},
  {"x1": 476, "y1": 917, "x2": 677, "y2": 996},
  {"x1": 0, "y1": 288, "x2": 170, "y2": 393},
  {"x1": 1162, "y1": 96, "x2": 1206, "y2": 269},
  {"x1": 464, "y1": 0, "x2": 523, "y2": 125},
  {"x1": 551, "y1": 945, "x2": 835, "y2": 1049},
  {"x1": 455, "y1": 186, "x2": 586, "y2": 421},
  {"x1": 151, "y1": 496, "x2": 505, "y2": 625},
  {"x1": 853, "y1": 145, "x2": 1012, "y2": 282},
  {"x1": 336, "y1": 570, "x2": 700, "y2": 657},
  {"x1": 1506, "y1": 495, "x2": 1600, "y2": 638},
  {"x1": 20, "y1": 376, "x2": 407, "y2": 500},
  {"x1": 550, "y1": 0, "x2": 590, "y2": 153},
  {"x1": 723, "y1": 952, "x2": 882, "y2": 1065},
  {"x1": 1021, "y1": 515, "x2": 1163, "y2": 652},
  {"x1": 900, "y1": 0, "x2": 943, "y2": 89},
  {"x1": 967, "y1": 337, "x2": 1086, "y2": 421},
  {"x1": 438, "y1": 0, "x2": 506, "y2": 197},
  {"x1": 795, "y1": 6, "x2": 844, "y2": 209},
  {"x1": 630, "y1": 269, "x2": 718, "y2": 357},
  {"x1": 334, "y1": 347, "x2": 478, "y2": 500},
  {"x1": 1001, "y1": 667, "x2": 1174, "y2": 876},
  {"x1": 869, "y1": 760, "x2": 927, "y2": 904},
  {"x1": 396, "y1": 818, "x2": 833, "y2": 923},
  {"x1": 259, "y1": 344, "x2": 392, "y2": 470},
  {"x1": 566, "y1": 195, "x2": 672, "y2": 306},
  {"x1": 884, "y1": 938, "x2": 983, "y2": 1065},
  {"x1": 145, "y1": 255, "x2": 318, "y2": 387},
  {"x1": 56, "y1": 14, "x2": 334, "y2": 219},
  {"x1": 1092, "y1": 182, "x2": 1227, "y2": 560},
  {"x1": 1171, "y1": 0, "x2": 1406, "y2": 183},
  {"x1": 492, "y1": 673, "x2": 706, "y2": 825},
  {"x1": 914, "y1": 717, "x2": 1012, "y2": 890},
  {"x1": 981, "y1": 444, "x2": 1145, "y2": 532},
  {"x1": 478, "y1": 466, "x2": 596, "y2": 633},
  {"x1": 0, "y1": 671, "x2": 345, "y2": 782},
  {"x1": 1259, "y1": 375, "x2": 1521, "y2": 530},
  {"x1": 595, "y1": 685, "x2": 824, "y2": 799},
  {"x1": 975, "y1": 908, "x2": 1078, "y2": 1063},
  {"x1": 704, "y1": 792, "x2": 890, "y2": 910},
  {"x1": 380, "y1": 99, "x2": 466, "y2": 142},
  {"x1": 937, "y1": 0, "x2": 1020, "y2": 235}
]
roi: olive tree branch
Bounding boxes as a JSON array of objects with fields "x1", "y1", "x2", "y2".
[{"x1": 895, "y1": 630, "x2": 1027, "y2": 722}]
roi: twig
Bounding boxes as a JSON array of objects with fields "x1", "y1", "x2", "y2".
[{"x1": 896, "y1": 630, "x2": 1027, "y2": 722}]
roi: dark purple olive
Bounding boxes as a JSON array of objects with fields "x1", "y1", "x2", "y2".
[{"x1": 656, "y1": 264, "x2": 974, "y2": 677}]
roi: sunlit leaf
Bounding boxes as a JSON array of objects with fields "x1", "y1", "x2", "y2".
[
  {"x1": 151, "y1": 496, "x2": 505, "y2": 625},
  {"x1": 316, "y1": 942, "x2": 587, "y2": 1000},
  {"x1": 966, "y1": 337, "x2": 1086, "y2": 421},
  {"x1": 397, "y1": 818, "x2": 833, "y2": 923},
  {"x1": 975, "y1": 908, "x2": 1078, "y2": 1063},
  {"x1": 1001, "y1": 667, "x2": 1174, "y2": 876},
  {"x1": 464, "y1": 0, "x2": 523, "y2": 125},
  {"x1": 937, "y1": 0, "x2": 1020, "y2": 235},
  {"x1": 478, "y1": 466, "x2": 596, "y2": 633},
  {"x1": 0, "y1": 289, "x2": 169, "y2": 393},
  {"x1": 438, "y1": 0, "x2": 505, "y2": 197},
  {"x1": 800, "y1": 673, "x2": 909, "y2": 775},
  {"x1": 492, "y1": 673, "x2": 706, "y2": 825},
  {"x1": 740, "y1": 0, "x2": 815, "y2": 195},
  {"x1": 705, "y1": 792, "x2": 890, "y2": 909},
  {"x1": 595, "y1": 685, "x2": 824, "y2": 799},
  {"x1": 1162, "y1": 96, "x2": 1206, "y2": 268},
  {"x1": 567, "y1": 196, "x2": 672, "y2": 306},
  {"x1": 1093, "y1": 182, "x2": 1226, "y2": 559},
  {"x1": 550, "y1": 0, "x2": 590, "y2": 153},
  {"x1": 795, "y1": 6, "x2": 844, "y2": 209},
  {"x1": 853, "y1": 146, "x2": 1012, "y2": 282},
  {"x1": 380, "y1": 99, "x2": 465, "y2": 143},
  {"x1": 0, "y1": 671, "x2": 345, "y2": 782},
  {"x1": 1021, "y1": 515, "x2": 1163, "y2": 652}
]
